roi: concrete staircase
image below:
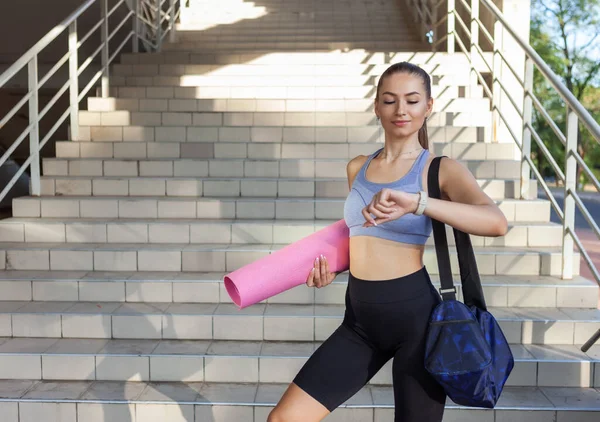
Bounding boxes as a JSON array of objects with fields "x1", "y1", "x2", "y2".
[{"x1": 0, "y1": 0, "x2": 599, "y2": 421}]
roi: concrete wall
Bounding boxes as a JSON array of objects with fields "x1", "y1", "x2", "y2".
[
  {"x1": 0, "y1": 0, "x2": 131, "y2": 64},
  {"x1": 0, "y1": 0, "x2": 134, "y2": 159}
]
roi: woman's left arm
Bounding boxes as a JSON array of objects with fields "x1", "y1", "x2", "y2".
[{"x1": 423, "y1": 158, "x2": 508, "y2": 237}]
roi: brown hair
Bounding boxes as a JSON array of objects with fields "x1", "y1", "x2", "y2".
[{"x1": 375, "y1": 62, "x2": 431, "y2": 150}]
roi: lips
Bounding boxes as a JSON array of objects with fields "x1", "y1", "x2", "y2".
[{"x1": 392, "y1": 121, "x2": 410, "y2": 126}]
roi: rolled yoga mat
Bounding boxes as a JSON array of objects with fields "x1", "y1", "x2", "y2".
[{"x1": 224, "y1": 219, "x2": 350, "y2": 309}]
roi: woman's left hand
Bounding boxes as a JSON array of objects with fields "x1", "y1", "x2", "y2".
[{"x1": 361, "y1": 188, "x2": 420, "y2": 227}]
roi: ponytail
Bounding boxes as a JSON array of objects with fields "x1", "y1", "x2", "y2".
[{"x1": 418, "y1": 120, "x2": 429, "y2": 150}]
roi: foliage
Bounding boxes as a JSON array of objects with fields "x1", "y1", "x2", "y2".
[{"x1": 529, "y1": 0, "x2": 600, "y2": 187}]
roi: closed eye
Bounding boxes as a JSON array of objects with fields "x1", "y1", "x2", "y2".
[{"x1": 383, "y1": 101, "x2": 419, "y2": 105}]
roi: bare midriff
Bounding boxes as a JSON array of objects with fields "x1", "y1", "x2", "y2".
[{"x1": 349, "y1": 236, "x2": 425, "y2": 280}]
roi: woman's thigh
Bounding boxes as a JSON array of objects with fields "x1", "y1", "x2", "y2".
[
  {"x1": 267, "y1": 383, "x2": 330, "y2": 422},
  {"x1": 270, "y1": 323, "x2": 389, "y2": 420}
]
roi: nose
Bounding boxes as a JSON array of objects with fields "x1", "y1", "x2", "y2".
[{"x1": 396, "y1": 101, "x2": 407, "y2": 116}]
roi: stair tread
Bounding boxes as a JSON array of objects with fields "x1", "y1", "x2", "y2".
[
  {"x1": 17, "y1": 195, "x2": 548, "y2": 202},
  {"x1": 45, "y1": 157, "x2": 517, "y2": 162},
  {"x1": 0, "y1": 337, "x2": 597, "y2": 362},
  {"x1": 0, "y1": 217, "x2": 562, "y2": 228},
  {"x1": 0, "y1": 301, "x2": 598, "y2": 321},
  {"x1": 39, "y1": 175, "x2": 527, "y2": 182},
  {"x1": 0, "y1": 379, "x2": 599, "y2": 409},
  {"x1": 0, "y1": 242, "x2": 574, "y2": 254},
  {"x1": 0, "y1": 269, "x2": 595, "y2": 286}
]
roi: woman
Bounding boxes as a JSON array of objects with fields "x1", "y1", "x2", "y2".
[{"x1": 267, "y1": 62, "x2": 508, "y2": 422}]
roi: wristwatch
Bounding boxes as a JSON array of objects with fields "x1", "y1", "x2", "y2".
[{"x1": 414, "y1": 190, "x2": 428, "y2": 216}]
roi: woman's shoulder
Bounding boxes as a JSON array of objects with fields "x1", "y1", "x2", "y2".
[
  {"x1": 346, "y1": 154, "x2": 370, "y2": 188},
  {"x1": 346, "y1": 154, "x2": 370, "y2": 174}
]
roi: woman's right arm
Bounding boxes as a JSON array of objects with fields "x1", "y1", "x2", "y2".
[{"x1": 306, "y1": 156, "x2": 365, "y2": 288}]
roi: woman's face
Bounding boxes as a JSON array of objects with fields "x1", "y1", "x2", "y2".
[{"x1": 374, "y1": 72, "x2": 433, "y2": 139}]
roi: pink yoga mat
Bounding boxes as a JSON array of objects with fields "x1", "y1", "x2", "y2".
[{"x1": 224, "y1": 219, "x2": 350, "y2": 309}]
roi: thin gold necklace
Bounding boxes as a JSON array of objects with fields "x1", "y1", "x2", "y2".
[{"x1": 380, "y1": 147, "x2": 423, "y2": 159}]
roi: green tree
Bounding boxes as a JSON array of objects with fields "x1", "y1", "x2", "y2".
[{"x1": 529, "y1": 0, "x2": 600, "y2": 187}]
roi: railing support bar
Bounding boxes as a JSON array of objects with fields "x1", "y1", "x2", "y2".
[
  {"x1": 156, "y1": 0, "x2": 163, "y2": 52},
  {"x1": 133, "y1": 0, "x2": 140, "y2": 53},
  {"x1": 28, "y1": 57, "x2": 41, "y2": 196},
  {"x1": 68, "y1": 21, "x2": 80, "y2": 141},
  {"x1": 469, "y1": 0, "x2": 480, "y2": 88},
  {"x1": 447, "y1": 0, "x2": 455, "y2": 53},
  {"x1": 100, "y1": 0, "x2": 110, "y2": 97},
  {"x1": 562, "y1": 108, "x2": 578, "y2": 279},
  {"x1": 521, "y1": 57, "x2": 534, "y2": 199}
]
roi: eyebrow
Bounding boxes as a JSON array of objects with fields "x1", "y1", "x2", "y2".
[{"x1": 381, "y1": 91, "x2": 422, "y2": 96}]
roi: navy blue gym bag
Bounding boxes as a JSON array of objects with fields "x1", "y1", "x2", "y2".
[{"x1": 424, "y1": 156, "x2": 514, "y2": 408}]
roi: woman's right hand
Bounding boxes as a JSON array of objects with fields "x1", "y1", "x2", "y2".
[{"x1": 306, "y1": 255, "x2": 337, "y2": 288}]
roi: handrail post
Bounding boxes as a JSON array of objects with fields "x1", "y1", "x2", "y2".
[
  {"x1": 491, "y1": 18, "x2": 503, "y2": 143},
  {"x1": 100, "y1": 0, "x2": 110, "y2": 97},
  {"x1": 447, "y1": 0, "x2": 455, "y2": 53},
  {"x1": 28, "y1": 57, "x2": 41, "y2": 196},
  {"x1": 169, "y1": 0, "x2": 177, "y2": 43},
  {"x1": 68, "y1": 21, "x2": 79, "y2": 141},
  {"x1": 562, "y1": 108, "x2": 578, "y2": 279},
  {"x1": 422, "y1": 1, "x2": 428, "y2": 44},
  {"x1": 432, "y1": 0, "x2": 439, "y2": 52},
  {"x1": 156, "y1": 0, "x2": 163, "y2": 51},
  {"x1": 469, "y1": 0, "x2": 479, "y2": 88},
  {"x1": 521, "y1": 57, "x2": 533, "y2": 199},
  {"x1": 133, "y1": 0, "x2": 139, "y2": 53}
]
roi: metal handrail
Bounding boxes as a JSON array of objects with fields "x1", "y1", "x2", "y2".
[
  {"x1": 0, "y1": 0, "x2": 97, "y2": 88},
  {"x1": 479, "y1": 0, "x2": 600, "y2": 141},
  {"x1": 420, "y1": 0, "x2": 600, "y2": 351},
  {"x1": 0, "y1": 0, "x2": 180, "y2": 205}
]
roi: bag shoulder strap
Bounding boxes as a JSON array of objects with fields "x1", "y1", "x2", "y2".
[
  {"x1": 427, "y1": 156, "x2": 457, "y2": 301},
  {"x1": 427, "y1": 156, "x2": 488, "y2": 309},
  {"x1": 453, "y1": 223, "x2": 487, "y2": 310}
]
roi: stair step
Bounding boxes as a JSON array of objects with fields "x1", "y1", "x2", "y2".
[
  {"x1": 0, "y1": 243, "x2": 580, "y2": 276},
  {"x1": 159, "y1": 42, "x2": 428, "y2": 52},
  {"x1": 0, "y1": 270, "x2": 595, "y2": 308},
  {"x1": 53, "y1": 142, "x2": 518, "y2": 170},
  {"x1": 38, "y1": 176, "x2": 536, "y2": 200},
  {"x1": 43, "y1": 157, "x2": 520, "y2": 180},
  {"x1": 0, "y1": 302, "x2": 594, "y2": 343},
  {"x1": 119, "y1": 51, "x2": 494, "y2": 67},
  {"x1": 0, "y1": 218, "x2": 564, "y2": 248},
  {"x1": 12, "y1": 196, "x2": 552, "y2": 223},
  {"x1": 173, "y1": 34, "x2": 423, "y2": 42},
  {"x1": 88, "y1": 94, "x2": 486, "y2": 112},
  {"x1": 110, "y1": 73, "x2": 477, "y2": 88},
  {"x1": 77, "y1": 110, "x2": 492, "y2": 128},
  {"x1": 0, "y1": 380, "x2": 598, "y2": 421},
  {"x1": 77, "y1": 125, "x2": 493, "y2": 143},
  {"x1": 0, "y1": 338, "x2": 597, "y2": 387},
  {"x1": 110, "y1": 74, "x2": 426, "y2": 88},
  {"x1": 55, "y1": 141, "x2": 520, "y2": 161},
  {"x1": 105, "y1": 82, "x2": 485, "y2": 99}
]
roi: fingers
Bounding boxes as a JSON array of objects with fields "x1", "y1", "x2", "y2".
[
  {"x1": 360, "y1": 190, "x2": 402, "y2": 227},
  {"x1": 307, "y1": 255, "x2": 333, "y2": 289},
  {"x1": 361, "y1": 204, "x2": 396, "y2": 225},
  {"x1": 318, "y1": 255, "x2": 328, "y2": 286},
  {"x1": 371, "y1": 202, "x2": 397, "y2": 215},
  {"x1": 313, "y1": 256, "x2": 322, "y2": 288},
  {"x1": 306, "y1": 268, "x2": 314, "y2": 287}
]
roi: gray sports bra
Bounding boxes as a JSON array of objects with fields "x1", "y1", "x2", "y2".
[{"x1": 343, "y1": 147, "x2": 433, "y2": 245}]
